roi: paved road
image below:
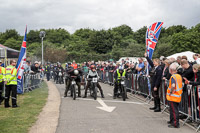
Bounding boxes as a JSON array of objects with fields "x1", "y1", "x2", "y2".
[{"x1": 54, "y1": 81, "x2": 194, "y2": 133}]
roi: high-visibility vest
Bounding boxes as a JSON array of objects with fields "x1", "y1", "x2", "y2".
[
  {"x1": 117, "y1": 69, "x2": 126, "y2": 80},
  {"x1": 71, "y1": 64, "x2": 77, "y2": 69},
  {"x1": 45, "y1": 65, "x2": 49, "y2": 71},
  {"x1": 5, "y1": 65, "x2": 17, "y2": 85},
  {"x1": 166, "y1": 74, "x2": 183, "y2": 103},
  {"x1": 0, "y1": 67, "x2": 5, "y2": 82}
]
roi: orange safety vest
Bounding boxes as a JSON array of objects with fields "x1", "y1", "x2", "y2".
[
  {"x1": 166, "y1": 74, "x2": 183, "y2": 103},
  {"x1": 71, "y1": 63, "x2": 77, "y2": 69}
]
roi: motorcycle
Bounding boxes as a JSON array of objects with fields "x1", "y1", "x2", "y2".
[
  {"x1": 50, "y1": 70, "x2": 54, "y2": 79},
  {"x1": 117, "y1": 76, "x2": 127, "y2": 101},
  {"x1": 57, "y1": 69, "x2": 63, "y2": 84},
  {"x1": 88, "y1": 77, "x2": 99, "y2": 100}
]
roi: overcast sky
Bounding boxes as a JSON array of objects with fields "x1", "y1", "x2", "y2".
[{"x1": 0, "y1": 0, "x2": 199, "y2": 34}]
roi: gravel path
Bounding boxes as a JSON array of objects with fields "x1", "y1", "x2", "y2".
[{"x1": 29, "y1": 80, "x2": 61, "y2": 133}]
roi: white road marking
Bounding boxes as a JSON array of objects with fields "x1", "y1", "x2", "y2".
[
  {"x1": 96, "y1": 98, "x2": 116, "y2": 113},
  {"x1": 107, "y1": 93, "x2": 113, "y2": 96}
]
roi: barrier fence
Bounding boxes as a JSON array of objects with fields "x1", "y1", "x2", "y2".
[
  {"x1": 99, "y1": 70, "x2": 200, "y2": 131},
  {"x1": 22, "y1": 73, "x2": 42, "y2": 93}
]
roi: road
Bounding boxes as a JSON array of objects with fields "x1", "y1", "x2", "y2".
[{"x1": 54, "y1": 81, "x2": 194, "y2": 133}]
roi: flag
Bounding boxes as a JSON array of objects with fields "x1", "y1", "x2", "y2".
[
  {"x1": 16, "y1": 26, "x2": 27, "y2": 94},
  {"x1": 146, "y1": 22, "x2": 163, "y2": 59}
]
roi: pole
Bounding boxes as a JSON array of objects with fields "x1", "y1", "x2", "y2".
[{"x1": 42, "y1": 37, "x2": 43, "y2": 66}]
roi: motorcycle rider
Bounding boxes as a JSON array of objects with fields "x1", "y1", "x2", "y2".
[
  {"x1": 113, "y1": 66, "x2": 128, "y2": 99},
  {"x1": 45, "y1": 62, "x2": 51, "y2": 81},
  {"x1": 83, "y1": 65, "x2": 104, "y2": 98},
  {"x1": 64, "y1": 63, "x2": 83, "y2": 97},
  {"x1": 53, "y1": 63, "x2": 57, "y2": 82},
  {"x1": 56, "y1": 63, "x2": 64, "y2": 83}
]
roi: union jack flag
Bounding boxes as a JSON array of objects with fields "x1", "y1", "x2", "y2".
[
  {"x1": 16, "y1": 26, "x2": 27, "y2": 94},
  {"x1": 146, "y1": 22, "x2": 163, "y2": 59}
]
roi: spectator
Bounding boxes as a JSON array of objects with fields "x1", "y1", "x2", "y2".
[
  {"x1": 145, "y1": 53, "x2": 162, "y2": 112},
  {"x1": 176, "y1": 56, "x2": 183, "y2": 75},
  {"x1": 24, "y1": 61, "x2": 31, "y2": 74},
  {"x1": 162, "y1": 59, "x2": 171, "y2": 80},
  {"x1": 181, "y1": 59, "x2": 194, "y2": 82},
  {"x1": 136, "y1": 58, "x2": 144, "y2": 74},
  {"x1": 31, "y1": 61, "x2": 40, "y2": 73},
  {"x1": 160, "y1": 56, "x2": 166, "y2": 71},
  {"x1": 193, "y1": 54, "x2": 200, "y2": 64},
  {"x1": 184, "y1": 64, "x2": 200, "y2": 86},
  {"x1": 108, "y1": 63, "x2": 115, "y2": 85},
  {"x1": 124, "y1": 61, "x2": 129, "y2": 70}
]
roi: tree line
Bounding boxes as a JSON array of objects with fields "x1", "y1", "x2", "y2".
[{"x1": 0, "y1": 23, "x2": 200, "y2": 63}]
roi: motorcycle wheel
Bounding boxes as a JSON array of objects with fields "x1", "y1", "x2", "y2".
[
  {"x1": 93, "y1": 86, "x2": 97, "y2": 100},
  {"x1": 121, "y1": 86, "x2": 126, "y2": 101},
  {"x1": 72, "y1": 85, "x2": 76, "y2": 100}
]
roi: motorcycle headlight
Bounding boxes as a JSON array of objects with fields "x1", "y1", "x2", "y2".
[{"x1": 74, "y1": 70, "x2": 79, "y2": 75}]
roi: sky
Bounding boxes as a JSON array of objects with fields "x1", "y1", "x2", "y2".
[{"x1": 0, "y1": 0, "x2": 200, "y2": 34}]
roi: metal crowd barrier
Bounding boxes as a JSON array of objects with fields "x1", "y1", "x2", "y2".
[
  {"x1": 23, "y1": 73, "x2": 42, "y2": 93},
  {"x1": 103, "y1": 73, "x2": 200, "y2": 131}
]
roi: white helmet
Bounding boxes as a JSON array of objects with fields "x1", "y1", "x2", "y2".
[
  {"x1": 118, "y1": 66, "x2": 123, "y2": 70},
  {"x1": 74, "y1": 70, "x2": 79, "y2": 75}
]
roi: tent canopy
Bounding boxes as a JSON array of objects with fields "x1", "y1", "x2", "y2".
[
  {"x1": 0, "y1": 44, "x2": 20, "y2": 58},
  {"x1": 167, "y1": 51, "x2": 196, "y2": 62}
]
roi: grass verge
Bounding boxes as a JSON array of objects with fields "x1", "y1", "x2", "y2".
[{"x1": 0, "y1": 82, "x2": 48, "y2": 133}]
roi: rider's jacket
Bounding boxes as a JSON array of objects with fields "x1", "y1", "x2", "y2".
[{"x1": 87, "y1": 70, "x2": 98, "y2": 79}]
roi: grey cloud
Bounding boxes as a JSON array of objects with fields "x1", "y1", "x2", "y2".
[{"x1": 0, "y1": 0, "x2": 199, "y2": 34}]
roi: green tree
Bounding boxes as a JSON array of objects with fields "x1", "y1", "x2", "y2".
[
  {"x1": 27, "y1": 30, "x2": 40, "y2": 44},
  {"x1": 4, "y1": 38, "x2": 21, "y2": 50},
  {"x1": 133, "y1": 26, "x2": 147, "y2": 44},
  {"x1": 0, "y1": 29, "x2": 20, "y2": 44},
  {"x1": 88, "y1": 30, "x2": 114, "y2": 54},
  {"x1": 171, "y1": 32, "x2": 200, "y2": 53}
]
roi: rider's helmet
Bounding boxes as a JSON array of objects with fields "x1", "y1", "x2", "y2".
[
  {"x1": 118, "y1": 66, "x2": 123, "y2": 73},
  {"x1": 68, "y1": 62, "x2": 72, "y2": 66},
  {"x1": 74, "y1": 69, "x2": 79, "y2": 75},
  {"x1": 90, "y1": 65, "x2": 96, "y2": 71}
]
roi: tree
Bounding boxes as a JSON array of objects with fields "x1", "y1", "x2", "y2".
[
  {"x1": 27, "y1": 30, "x2": 40, "y2": 44},
  {"x1": 88, "y1": 30, "x2": 114, "y2": 54},
  {"x1": 73, "y1": 28, "x2": 94, "y2": 40},
  {"x1": 0, "y1": 29, "x2": 20, "y2": 44},
  {"x1": 171, "y1": 32, "x2": 200, "y2": 53},
  {"x1": 45, "y1": 28, "x2": 70, "y2": 45},
  {"x1": 112, "y1": 25, "x2": 133, "y2": 38},
  {"x1": 4, "y1": 38, "x2": 21, "y2": 50},
  {"x1": 133, "y1": 26, "x2": 147, "y2": 44}
]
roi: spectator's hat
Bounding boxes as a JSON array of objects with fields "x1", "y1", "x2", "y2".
[{"x1": 0, "y1": 60, "x2": 2, "y2": 63}]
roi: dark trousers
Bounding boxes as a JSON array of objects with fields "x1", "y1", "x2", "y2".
[
  {"x1": 169, "y1": 101, "x2": 179, "y2": 127},
  {"x1": 114, "y1": 83, "x2": 127, "y2": 98},
  {"x1": 64, "y1": 79, "x2": 81, "y2": 96},
  {"x1": 4, "y1": 85, "x2": 17, "y2": 107},
  {"x1": 46, "y1": 72, "x2": 50, "y2": 81},
  {"x1": 0, "y1": 82, "x2": 4, "y2": 104},
  {"x1": 84, "y1": 81, "x2": 103, "y2": 96},
  {"x1": 114, "y1": 82, "x2": 119, "y2": 96}
]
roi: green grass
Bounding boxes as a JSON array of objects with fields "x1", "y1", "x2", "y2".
[{"x1": 0, "y1": 82, "x2": 48, "y2": 133}]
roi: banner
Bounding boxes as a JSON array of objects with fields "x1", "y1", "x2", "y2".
[
  {"x1": 145, "y1": 22, "x2": 163, "y2": 76},
  {"x1": 146, "y1": 22, "x2": 163, "y2": 59},
  {"x1": 16, "y1": 26, "x2": 27, "y2": 94}
]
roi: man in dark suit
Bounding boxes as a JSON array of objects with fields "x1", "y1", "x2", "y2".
[{"x1": 145, "y1": 53, "x2": 163, "y2": 112}]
